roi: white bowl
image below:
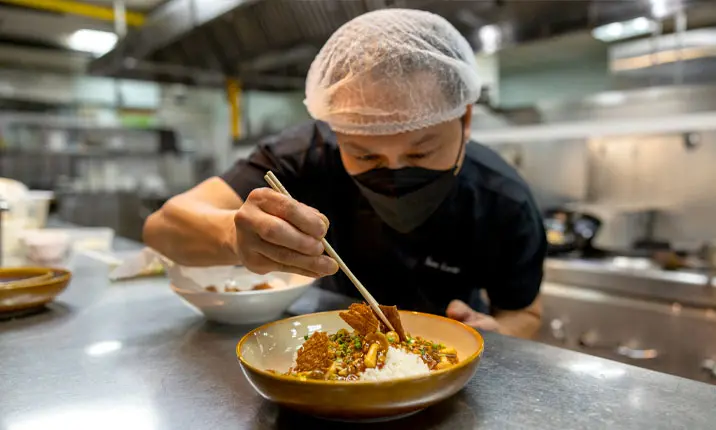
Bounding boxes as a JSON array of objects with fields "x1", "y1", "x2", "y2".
[
  {"x1": 20, "y1": 230, "x2": 71, "y2": 267},
  {"x1": 170, "y1": 269, "x2": 314, "y2": 325}
]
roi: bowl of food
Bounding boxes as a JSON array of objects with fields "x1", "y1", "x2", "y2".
[
  {"x1": 237, "y1": 303, "x2": 484, "y2": 421},
  {"x1": 169, "y1": 265, "x2": 314, "y2": 325},
  {"x1": 0, "y1": 267, "x2": 72, "y2": 313}
]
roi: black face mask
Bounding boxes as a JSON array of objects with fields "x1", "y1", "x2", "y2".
[{"x1": 351, "y1": 125, "x2": 466, "y2": 234}]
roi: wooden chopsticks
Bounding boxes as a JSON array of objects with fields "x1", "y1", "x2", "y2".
[{"x1": 264, "y1": 171, "x2": 395, "y2": 332}]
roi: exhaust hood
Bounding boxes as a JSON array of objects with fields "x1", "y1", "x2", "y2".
[
  {"x1": 609, "y1": 28, "x2": 716, "y2": 83},
  {"x1": 90, "y1": 0, "x2": 704, "y2": 90}
]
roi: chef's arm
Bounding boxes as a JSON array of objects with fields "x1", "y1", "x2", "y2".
[
  {"x1": 143, "y1": 177, "x2": 244, "y2": 266},
  {"x1": 485, "y1": 199, "x2": 547, "y2": 339},
  {"x1": 493, "y1": 295, "x2": 543, "y2": 339}
]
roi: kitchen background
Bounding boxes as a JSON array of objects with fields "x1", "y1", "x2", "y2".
[{"x1": 1, "y1": 0, "x2": 715, "y2": 384}]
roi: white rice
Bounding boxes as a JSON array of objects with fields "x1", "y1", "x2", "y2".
[{"x1": 359, "y1": 346, "x2": 430, "y2": 381}]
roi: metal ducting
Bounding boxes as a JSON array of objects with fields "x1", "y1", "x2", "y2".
[
  {"x1": 609, "y1": 27, "x2": 716, "y2": 84},
  {"x1": 0, "y1": 44, "x2": 90, "y2": 73},
  {"x1": 89, "y1": 0, "x2": 712, "y2": 90},
  {"x1": 90, "y1": 0, "x2": 441, "y2": 89}
]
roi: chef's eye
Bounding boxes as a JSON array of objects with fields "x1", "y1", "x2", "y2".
[
  {"x1": 407, "y1": 152, "x2": 432, "y2": 160},
  {"x1": 356, "y1": 154, "x2": 380, "y2": 161}
]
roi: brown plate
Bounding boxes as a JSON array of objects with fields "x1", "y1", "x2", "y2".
[
  {"x1": 237, "y1": 310, "x2": 484, "y2": 422},
  {"x1": 0, "y1": 267, "x2": 72, "y2": 313}
]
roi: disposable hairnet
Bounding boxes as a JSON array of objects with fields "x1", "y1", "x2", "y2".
[{"x1": 305, "y1": 9, "x2": 481, "y2": 136}]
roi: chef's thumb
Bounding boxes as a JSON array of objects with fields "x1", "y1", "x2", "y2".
[{"x1": 446, "y1": 300, "x2": 474, "y2": 321}]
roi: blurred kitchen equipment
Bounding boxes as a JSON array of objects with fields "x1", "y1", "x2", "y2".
[
  {"x1": 631, "y1": 210, "x2": 672, "y2": 251},
  {"x1": 544, "y1": 208, "x2": 603, "y2": 257},
  {"x1": 544, "y1": 209, "x2": 574, "y2": 255},
  {"x1": 698, "y1": 241, "x2": 716, "y2": 286},
  {"x1": 700, "y1": 242, "x2": 716, "y2": 267},
  {"x1": 562, "y1": 203, "x2": 673, "y2": 253},
  {"x1": 651, "y1": 249, "x2": 686, "y2": 270}
]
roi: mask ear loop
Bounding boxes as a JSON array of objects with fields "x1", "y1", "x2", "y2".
[{"x1": 453, "y1": 114, "x2": 468, "y2": 174}]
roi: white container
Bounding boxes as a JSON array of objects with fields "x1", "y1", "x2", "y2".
[
  {"x1": 25, "y1": 190, "x2": 54, "y2": 230},
  {"x1": 20, "y1": 230, "x2": 71, "y2": 267},
  {"x1": 1, "y1": 219, "x2": 26, "y2": 258},
  {"x1": 0, "y1": 178, "x2": 29, "y2": 257},
  {"x1": 65, "y1": 227, "x2": 115, "y2": 252},
  {"x1": 0, "y1": 178, "x2": 29, "y2": 219},
  {"x1": 22, "y1": 227, "x2": 114, "y2": 251}
]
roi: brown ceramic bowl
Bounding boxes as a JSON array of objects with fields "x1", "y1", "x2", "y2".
[
  {"x1": 0, "y1": 267, "x2": 72, "y2": 313},
  {"x1": 237, "y1": 310, "x2": 484, "y2": 422}
]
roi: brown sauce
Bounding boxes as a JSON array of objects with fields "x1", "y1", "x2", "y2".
[{"x1": 285, "y1": 329, "x2": 458, "y2": 381}]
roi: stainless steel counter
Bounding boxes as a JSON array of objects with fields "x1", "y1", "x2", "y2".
[
  {"x1": 545, "y1": 257, "x2": 716, "y2": 308},
  {"x1": 2, "y1": 250, "x2": 716, "y2": 429},
  {"x1": 539, "y1": 282, "x2": 716, "y2": 384}
]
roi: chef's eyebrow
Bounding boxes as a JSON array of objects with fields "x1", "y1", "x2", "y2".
[
  {"x1": 342, "y1": 133, "x2": 438, "y2": 153},
  {"x1": 410, "y1": 133, "x2": 438, "y2": 148},
  {"x1": 342, "y1": 142, "x2": 371, "y2": 154}
]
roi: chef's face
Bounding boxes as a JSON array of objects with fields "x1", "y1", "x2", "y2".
[{"x1": 336, "y1": 105, "x2": 473, "y2": 175}]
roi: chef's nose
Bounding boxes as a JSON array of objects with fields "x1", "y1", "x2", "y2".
[{"x1": 384, "y1": 155, "x2": 409, "y2": 170}]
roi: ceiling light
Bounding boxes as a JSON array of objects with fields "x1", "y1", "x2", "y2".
[
  {"x1": 592, "y1": 17, "x2": 657, "y2": 42},
  {"x1": 632, "y1": 17, "x2": 652, "y2": 32},
  {"x1": 479, "y1": 24, "x2": 501, "y2": 54},
  {"x1": 66, "y1": 29, "x2": 118, "y2": 56},
  {"x1": 650, "y1": 0, "x2": 670, "y2": 19}
]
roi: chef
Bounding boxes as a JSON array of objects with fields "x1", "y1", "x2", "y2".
[{"x1": 144, "y1": 9, "x2": 546, "y2": 338}]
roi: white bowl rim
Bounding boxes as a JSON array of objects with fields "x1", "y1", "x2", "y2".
[{"x1": 170, "y1": 280, "x2": 312, "y2": 297}]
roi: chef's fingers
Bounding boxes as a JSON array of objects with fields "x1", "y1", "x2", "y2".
[
  {"x1": 243, "y1": 252, "x2": 324, "y2": 278},
  {"x1": 468, "y1": 318, "x2": 501, "y2": 332},
  {"x1": 249, "y1": 188, "x2": 329, "y2": 239},
  {"x1": 236, "y1": 207, "x2": 324, "y2": 256},
  {"x1": 259, "y1": 215, "x2": 326, "y2": 256},
  {"x1": 271, "y1": 265, "x2": 324, "y2": 279},
  {"x1": 257, "y1": 242, "x2": 338, "y2": 276},
  {"x1": 446, "y1": 299, "x2": 474, "y2": 321},
  {"x1": 310, "y1": 207, "x2": 330, "y2": 230}
]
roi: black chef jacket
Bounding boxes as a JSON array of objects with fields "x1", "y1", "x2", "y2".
[{"x1": 221, "y1": 121, "x2": 546, "y2": 315}]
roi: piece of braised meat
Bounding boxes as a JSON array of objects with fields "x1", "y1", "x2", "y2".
[
  {"x1": 378, "y1": 305, "x2": 407, "y2": 342},
  {"x1": 339, "y1": 303, "x2": 381, "y2": 337},
  {"x1": 294, "y1": 332, "x2": 332, "y2": 373},
  {"x1": 339, "y1": 303, "x2": 407, "y2": 341}
]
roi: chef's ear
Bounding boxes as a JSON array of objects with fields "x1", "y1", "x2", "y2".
[{"x1": 461, "y1": 105, "x2": 473, "y2": 143}]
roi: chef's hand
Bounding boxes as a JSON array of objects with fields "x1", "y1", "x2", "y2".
[
  {"x1": 446, "y1": 300, "x2": 501, "y2": 333},
  {"x1": 233, "y1": 187, "x2": 339, "y2": 278}
]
